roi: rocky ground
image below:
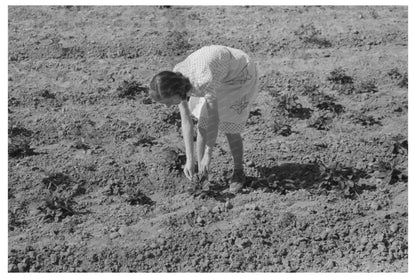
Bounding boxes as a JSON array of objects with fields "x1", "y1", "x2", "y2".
[{"x1": 8, "y1": 6, "x2": 408, "y2": 272}]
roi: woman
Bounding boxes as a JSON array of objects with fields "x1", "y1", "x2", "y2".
[{"x1": 149, "y1": 45, "x2": 258, "y2": 193}]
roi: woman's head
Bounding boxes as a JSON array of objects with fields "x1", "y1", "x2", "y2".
[{"x1": 149, "y1": 71, "x2": 192, "y2": 106}]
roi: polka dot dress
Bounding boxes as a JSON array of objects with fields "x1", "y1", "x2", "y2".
[{"x1": 173, "y1": 45, "x2": 258, "y2": 134}]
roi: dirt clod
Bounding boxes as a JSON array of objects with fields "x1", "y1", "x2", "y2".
[{"x1": 389, "y1": 223, "x2": 399, "y2": 233}]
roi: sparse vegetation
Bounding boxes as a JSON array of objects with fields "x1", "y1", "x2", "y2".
[
  {"x1": 387, "y1": 68, "x2": 408, "y2": 88},
  {"x1": 116, "y1": 80, "x2": 148, "y2": 99},
  {"x1": 353, "y1": 113, "x2": 382, "y2": 126},
  {"x1": 316, "y1": 101, "x2": 345, "y2": 115},
  {"x1": 397, "y1": 72, "x2": 408, "y2": 88},
  {"x1": 307, "y1": 113, "x2": 333, "y2": 131},
  {"x1": 8, "y1": 123, "x2": 35, "y2": 158},
  {"x1": 8, "y1": 6, "x2": 407, "y2": 273},
  {"x1": 161, "y1": 30, "x2": 192, "y2": 56},
  {"x1": 272, "y1": 93, "x2": 313, "y2": 119},
  {"x1": 327, "y1": 67, "x2": 356, "y2": 94},
  {"x1": 294, "y1": 23, "x2": 332, "y2": 48},
  {"x1": 356, "y1": 79, "x2": 378, "y2": 94},
  {"x1": 37, "y1": 196, "x2": 77, "y2": 223},
  {"x1": 327, "y1": 67, "x2": 354, "y2": 85}
]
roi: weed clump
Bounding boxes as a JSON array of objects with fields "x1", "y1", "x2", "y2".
[
  {"x1": 8, "y1": 124, "x2": 35, "y2": 158},
  {"x1": 353, "y1": 114, "x2": 381, "y2": 126},
  {"x1": 316, "y1": 161, "x2": 369, "y2": 198},
  {"x1": 273, "y1": 93, "x2": 313, "y2": 120},
  {"x1": 116, "y1": 80, "x2": 148, "y2": 99},
  {"x1": 272, "y1": 120, "x2": 293, "y2": 137},
  {"x1": 160, "y1": 30, "x2": 192, "y2": 56},
  {"x1": 300, "y1": 83, "x2": 320, "y2": 96},
  {"x1": 39, "y1": 89, "x2": 56, "y2": 99},
  {"x1": 368, "y1": 8, "x2": 379, "y2": 19},
  {"x1": 9, "y1": 136, "x2": 33, "y2": 158},
  {"x1": 159, "y1": 109, "x2": 182, "y2": 127},
  {"x1": 387, "y1": 68, "x2": 402, "y2": 79},
  {"x1": 41, "y1": 172, "x2": 86, "y2": 198},
  {"x1": 355, "y1": 79, "x2": 378, "y2": 94},
  {"x1": 316, "y1": 101, "x2": 345, "y2": 115},
  {"x1": 294, "y1": 23, "x2": 332, "y2": 48},
  {"x1": 42, "y1": 173, "x2": 72, "y2": 192},
  {"x1": 123, "y1": 188, "x2": 155, "y2": 206},
  {"x1": 307, "y1": 113, "x2": 333, "y2": 131},
  {"x1": 397, "y1": 72, "x2": 408, "y2": 88},
  {"x1": 38, "y1": 196, "x2": 77, "y2": 223},
  {"x1": 327, "y1": 67, "x2": 355, "y2": 94},
  {"x1": 387, "y1": 68, "x2": 407, "y2": 88},
  {"x1": 327, "y1": 67, "x2": 353, "y2": 85}
]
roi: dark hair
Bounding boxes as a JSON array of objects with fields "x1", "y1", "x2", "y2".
[{"x1": 149, "y1": 71, "x2": 192, "y2": 102}]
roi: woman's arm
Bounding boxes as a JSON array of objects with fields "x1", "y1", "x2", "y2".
[{"x1": 178, "y1": 100, "x2": 195, "y2": 179}]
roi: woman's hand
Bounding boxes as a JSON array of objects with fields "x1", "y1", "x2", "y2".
[
  {"x1": 183, "y1": 160, "x2": 195, "y2": 180},
  {"x1": 198, "y1": 150, "x2": 212, "y2": 177}
]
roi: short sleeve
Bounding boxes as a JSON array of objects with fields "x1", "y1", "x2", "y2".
[
  {"x1": 197, "y1": 51, "x2": 230, "y2": 99},
  {"x1": 174, "y1": 46, "x2": 231, "y2": 99}
]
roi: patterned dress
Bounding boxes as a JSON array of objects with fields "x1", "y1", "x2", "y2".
[{"x1": 173, "y1": 45, "x2": 258, "y2": 134}]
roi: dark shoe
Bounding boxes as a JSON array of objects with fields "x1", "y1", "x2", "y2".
[{"x1": 229, "y1": 169, "x2": 246, "y2": 194}]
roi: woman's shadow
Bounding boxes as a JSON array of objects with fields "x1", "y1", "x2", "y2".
[{"x1": 192, "y1": 161, "x2": 374, "y2": 202}]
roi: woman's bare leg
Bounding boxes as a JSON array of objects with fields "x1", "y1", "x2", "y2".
[
  {"x1": 225, "y1": 133, "x2": 244, "y2": 170},
  {"x1": 225, "y1": 133, "x2": 245, "y2": 193}
]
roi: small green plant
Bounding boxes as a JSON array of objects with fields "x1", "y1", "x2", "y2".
[
  {"x1": 273, "y1": 93, "x2": 313, "y2": 119},
  {"x1": 116, "y1": 80, "x2": 148, "y2": 99},
  {"x1": 161, "y1": 30, "x2": 192, "y2": 56},
  {"x1": 39, "y1": 89, "x2": 56, "y2": 99},
  {"x1": 316, "y1": 101, "x2": 345, "y2": 115},
  {"x1": 327, "y1": 67, "x2": 355, "y2": 94},
  {"x1": 353, "y1": 113, "x2": 381, "y2": 126},
  {"x1": 308, "y1": 90, "x2": 335, "y2": 104},
  {"x1": 274, "y1": 93, "x2": 300, "y2": 114},
  {"x1": 307, "y1": 113, "x2": 332, "y2": 131},
  {"x1": 317, "y1": 161, "x2": 361, "y2": 198},
  {"x1": 387, "y1": 68, "x2": 407, "y2": 88},
  {"x1": 38, "y1": 196, "x2": 77, "y2": 223},
  {"x1": 159, "y1": 109, "x2": 182, "y2": 127},
  {"x1": 42, "y1": 173, "x2": 72, "y2": 192},
  {"x1": 387, "y1": 68, "x2": 402, "y2": 79},
  {"x1": 327, "y1": 67, "x2": 353, "y2": 85},
  {"x1": 295, "y1": 23, "x2": 321, "y2": 42},
  {"x1": 8, "y1": 97, "x2": 20, "y2": 107},
  {"x1": 294, "y1": 23, "x2": 332, "y2": 48},
  {"x1": 272, "y1": 120, "x2": 293, "y2": 136},
  {"x1": 397, "y1": 72, "x2": 408, "y2": 88},
  {"x1": 8, "y1": 136, "x2": 33, "y2": 158},
  {"x1": 356, "y1": 79, "x2": 378, "y2": 93},
  {"x1": 70, "y1": 139, "x2": 90, "y2": 150},
  {"x1": 8, "y1": 123, "x2": 35, "y2": 158},
  {"x1": 123, "y1": 187, "x2": 154, "y2": 206},
  {"x1": 300, "y1": 83, "x2": 320, "y2": 96},
  {"x1": 369, "y1": 8, "x2": 379, "y2": 19}
]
